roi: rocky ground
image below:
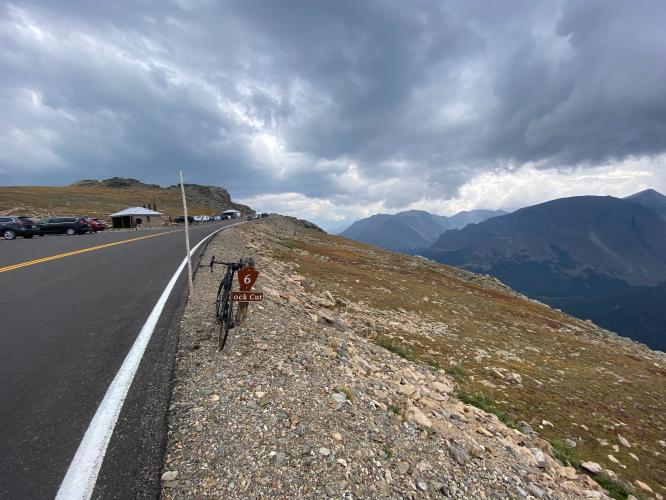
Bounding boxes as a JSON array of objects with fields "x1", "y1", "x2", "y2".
[{"x1": 158, "y1": 216, "x2": 645, "y2": 499}]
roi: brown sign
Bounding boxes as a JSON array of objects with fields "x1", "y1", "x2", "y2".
[
  {"x1": 238, "y1": 266, "x2": 259, "y2": 291},
  {"x1": 232, "y1": 291, "x2": 264, "y2": 302}
]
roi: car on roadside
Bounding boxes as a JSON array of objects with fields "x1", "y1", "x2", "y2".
[
  {"x1": 83, "y1": 217, "x2": 107, "y2": 232},
  {"x1": 174, "y1": 216, "x2": 195, "y2": 224},
  {"x1": 37, "y1": 217, "x2": 91, "y2": 236},
  {"x1": 0, "y1": 216, "x2": 41, "y2": 240}
]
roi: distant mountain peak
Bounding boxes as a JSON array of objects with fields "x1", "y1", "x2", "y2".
[
  {"x1": 624, "y1": 188, "x2": 666, "y2": 221},
  {"x1": 340, "y1": 209, "x2": 506, "y2": 253},
  {"x1": 625, "y1": 188, "x2": 666, "y2": 200}
]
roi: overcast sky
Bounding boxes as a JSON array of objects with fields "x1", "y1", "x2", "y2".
[{"x1": 2, "y1": 0, "x2": 666, "y2": 230}]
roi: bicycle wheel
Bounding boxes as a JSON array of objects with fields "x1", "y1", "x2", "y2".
[
  {"x1": 215, "y1": 277, "x2": 227, "y2": 320},
  {"x1": 218, "y1": 274, "x2": 235, "y2": 350},
  {"x1": 219, "y1": 295, "x2": 235, "y2": 351}
]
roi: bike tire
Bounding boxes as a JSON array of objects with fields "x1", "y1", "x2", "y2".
[
  {"x1": 217, "y1": 275, "x2": 234, "y2": 351},
  {"x1": 215, "y1": 277, "x2": 227, "y2": 320}
]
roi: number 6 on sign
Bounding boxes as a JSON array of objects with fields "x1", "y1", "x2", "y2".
[{"x1": 237, "y1": 266, "x2": 259, "y2": 291}]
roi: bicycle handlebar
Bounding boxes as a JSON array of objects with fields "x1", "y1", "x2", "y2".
[{"x1": 209, "y1": 255, "x2": 245, "y2": 272}]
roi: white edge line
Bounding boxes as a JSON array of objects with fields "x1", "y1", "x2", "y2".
[{"x1": 56, "y1": 223, "x2": 238, "y2": 500}]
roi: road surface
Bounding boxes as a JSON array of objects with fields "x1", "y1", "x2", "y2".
[{"x1": 0, "y1": 221, "x2": 236, "y2": 499}]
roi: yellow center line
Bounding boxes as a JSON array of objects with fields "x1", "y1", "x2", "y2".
[{"x1": 0, "y1": 229, "x2": 185, "y2": 273}]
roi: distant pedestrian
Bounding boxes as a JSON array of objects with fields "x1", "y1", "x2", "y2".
[{"x1": 135, "y1": 217, "x2": 143, "y2": 230}]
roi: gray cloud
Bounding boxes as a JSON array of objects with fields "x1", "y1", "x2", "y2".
[{"x1": 1, "y1": 0, "x2": 666, "y2": 211}]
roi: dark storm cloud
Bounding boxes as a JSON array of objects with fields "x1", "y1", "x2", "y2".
[{"x1": 1, "y1": 0, "x2": 666, "y2": 206}]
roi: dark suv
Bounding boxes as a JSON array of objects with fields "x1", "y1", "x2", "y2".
[
  {"x1": 37, "y1": 217, "x2": 91, "y2": 236},
  {"x1": 173, "y1": 216, "x2": 194, "y2": 224},
  {"x1": 0, "y1": 216, "x2": 40, "y2": 240}
]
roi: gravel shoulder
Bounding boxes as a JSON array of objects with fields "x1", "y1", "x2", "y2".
[{"x1": 161, "y1": 216, "x2": 609, "y2": 499}]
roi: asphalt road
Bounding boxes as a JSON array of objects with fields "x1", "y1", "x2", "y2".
[{"x1": 0, "y1": 221, "x2": 236, "y2": 499}]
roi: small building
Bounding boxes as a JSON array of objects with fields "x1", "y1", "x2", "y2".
[
  {"x1": 222, "y1": 209, "x2": 242, "y2": 219},
  {"x1": 110, "y1": 207, "x2": 163, "y2": 229}
]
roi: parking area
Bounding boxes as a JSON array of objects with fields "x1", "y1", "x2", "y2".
[{"x1": 0, "y1": 222, "x2": 238, "y2": 271}]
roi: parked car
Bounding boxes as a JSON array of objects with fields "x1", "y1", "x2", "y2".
[
  {"x1": 173, "y1": 216, "x2": 195, "y2": 224},
  {"x1": 83, "y1": 217, "x2": 107, "y2": 232},
  {"x1": 37, "y1": 217, "x2": 91, "y2": 235},
  {"x1": 0, "y1": 216, "x2": 40, "y2": 240}
]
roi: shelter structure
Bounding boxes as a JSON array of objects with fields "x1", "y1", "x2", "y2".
[
  {"x1": 110, "y1": 207, "x2": 163, "y2": 229},
  {"x1": 222, "y1": 209, "x2": 242, "y2": 219}
]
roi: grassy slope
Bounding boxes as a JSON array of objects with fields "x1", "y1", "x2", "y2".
[
  {"x1": 0, "y1": 185, "x2": 241, "y2": 219},
  {"x1": 267, "y1": 224, "x2": 665, "y2": 496}
]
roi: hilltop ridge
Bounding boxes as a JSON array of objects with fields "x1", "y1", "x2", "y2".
[
  {"x1": 0, "y1": 177, "x2": 253, "y2": 219},
  {"x1": 162, "y1": 215, "x2": 665, "y2": 498}
]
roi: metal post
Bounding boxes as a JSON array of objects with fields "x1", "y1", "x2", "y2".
[{"x1": 180, "y1": 171, "x2": 193, "y2": 293}]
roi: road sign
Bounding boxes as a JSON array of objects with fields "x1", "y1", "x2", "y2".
[
  {"x1": 238, "y1": 266, "x2": 259, "y2": 291},
  {"x1": 232, "y1": 291, "x2": 264, "y2": 302}
]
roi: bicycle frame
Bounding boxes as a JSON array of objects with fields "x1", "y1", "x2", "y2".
[{"x1": 210, "y1": 256, "x2": 245, "y2": 350}]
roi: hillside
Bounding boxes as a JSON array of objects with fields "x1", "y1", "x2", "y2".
[
  {"x1": 340, "y1": 209, "x2": 505, "y2": 253},
  {"x1": 425, "y1": 195, "x2": 666, "y2": 350},
  {"x1": 0, "y1": 177, "x2": 253, "y2": 220},
  {"x1": 162, "y1": 215, "x2": 665, "y2": 499}
]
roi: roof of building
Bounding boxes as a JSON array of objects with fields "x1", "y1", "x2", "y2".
[
  {"x1": 110, "y1": 207, "x2": 163, "y2": 217},
  {"x1": 222, "y1": 209, "x2": 241, "y2": 214}
]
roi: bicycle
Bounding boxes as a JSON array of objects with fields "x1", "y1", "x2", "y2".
[{"x1": 209, "y1": 256, "x2": 245, "y2": 350}]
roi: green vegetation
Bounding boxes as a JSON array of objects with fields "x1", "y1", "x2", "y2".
[
  {"x1": 335, "y1": 386, "x2": 354, "y2": 402},
  {"x1": 382, "y1": 443, "x2": 394, "y2": 459},
  {"x1": 593, "y1": 474, "x2": 639, "y2": 500},
  {"x1": 547, "y1": 439, "x2": 639, "y2": 499},
  {"x1": 375, "y1": 336, "x2": 415, "y2": 362},
  {"x1": 424, "y1": 356, "x2": 441, "y2": 370},
  {"x1": 549, "y1": 439, "x2": 580, "y2": 468},
  {"x1": 388, "y1": 403, "x2": 402, "y2": 416},
  {"x1": 445, "y1": 365, "x2": 468, "y2": 383},
  {"x1": 457, "y1": 390, "x2": 516, "y2": 429},
  {"x1": 278, "y1": 239, "x2": 299, "y2": 250},
  {"x1": 376, "y1": 336, "x2": 443, "y2": 372}
]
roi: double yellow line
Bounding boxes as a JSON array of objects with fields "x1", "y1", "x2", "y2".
[{"x1": 0, "y1": 230, "x2": 177, "y2": 274}]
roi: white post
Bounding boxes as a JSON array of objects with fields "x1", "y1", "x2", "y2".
[{"x1": 180, "y1": 171, "x2": 193, "y2": 293}]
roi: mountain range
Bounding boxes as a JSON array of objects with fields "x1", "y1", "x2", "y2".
[
  {"x1": 425, "y1": 189, "x2": 666, "y2": 351},
  {"x1": 340, "y1": 209, "x2": 506, "y2": 253}
]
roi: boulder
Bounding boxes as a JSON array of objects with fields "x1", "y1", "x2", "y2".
[
  {"x1": 617, "y1": 435, "x2": 631, "y2": 448},
  {"x1": 406, "y1": 405, "x2": 432, "y2": 431},
  {"x1": 634, "y1": 480, "x2": 653, "y2": 494},
  {"x1": 448, "y1": 443, "x2": 470, "y2": 465},
  {"x1": 581, "y1": 461, "x2": 603, "y2": 474}
]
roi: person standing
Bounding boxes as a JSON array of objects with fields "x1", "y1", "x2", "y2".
[{"x1": 135, "y1": 217, "x2": 143, "y2": 230}]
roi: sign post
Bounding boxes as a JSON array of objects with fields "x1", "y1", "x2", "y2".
[
  {"x1": 234, "y1": 260, "x2": 261, "y2": 325},
  {"x1": 179, "y1": 171, "x2": 193, "y2": 293}
]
